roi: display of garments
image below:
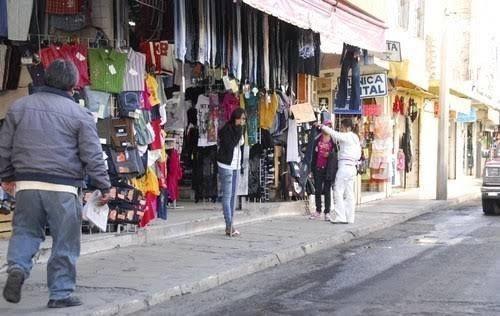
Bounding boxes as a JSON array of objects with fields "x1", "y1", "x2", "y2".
[
  {"x1": 166, "y1": 149, "x2": 183, "y2": 201},
  {"x1": 150, "y1": 119, "x2": 165, "y2": 150},
  {"x1": 138, "y1": 40, "x2": 172, "y2": 75},
  {"x1": 397, "y1": 150, "x2": 405, "y2": 171},
  {"x1": 88, "y1": 48, "x2": 127, "y2": 93},
  {"x1": 259, "y1": 93, "x2": 278, "y2": 130},
  {"x1": 134, "y1": 110, "x2": 154, "y2": 146},
  {"x1": 0, "y1": 44, "x2": 7, "y2": 90},
  {"x1": 165, "y1": 93, "x2": 186, "y2": 130},
  {"x1": 243, "y1": 93, "x2": 258, "y2": 145},
  {"x1": 335, "y1": 44, "x2": 361, "y2": 111},
  {"x1": 46, "y1": 0, "x2": 82, "y2": 14},
  {"x1": 220, "y1": 92, "x2": 239, "y2": 125},
  {"x1": 196, "y1": 94, "x2": 218, "y2": 147},
  {"x1": 402, "y1": 116, "x2": 413, "y2": 173},
  {"x1": 0, "y1": 0, "x2": 7, "y2": 38},
  {"x1": 139, "y1": 192, "x2": 158, "y2": 227},
  {"x1": 286, "y1": 119, "x2": 300, "y2": 163},
  {"x1": 6, "y1": 0, "x2": 33, "y2": 41},
  {"x1": 192, "y1": 145, "x2": 218, "y2": 200},
  {"x1": 174, "y1": 0, "x2": 186, "y2": 62},
  {"x1": 27, "y1": 63, "x2": 45, "y2": 87},
  {"x1": 83, "y1": 86, "x2": 111, "y2": 118},
  {"x1": 145, "y1": 74, "x2": 161, "y2": 106},
  {"x1": 117, "y1": 91, "x2": 141, "y2": 118},
  {"x1": 121, "y1": 49, "x2": 146, "y2": 92}
]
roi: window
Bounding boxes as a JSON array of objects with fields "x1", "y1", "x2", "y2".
[{"x1": 398, "y1": 0, "x2": 410, "y2": 30}]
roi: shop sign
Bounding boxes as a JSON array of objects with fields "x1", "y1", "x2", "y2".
[
  {"x1": 457, "y1": 108, "x2": 477, "y2": 123},
  {"x1": 379, "y1": 41, "x2": 402, "y2": 62},
  {"x1": 334, "y1": 73, "x2": 388, "y2": 114}
]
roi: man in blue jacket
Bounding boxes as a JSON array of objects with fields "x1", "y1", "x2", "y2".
[{"x1": 0, "y1": 59, "x2": 111, "y2": 308}]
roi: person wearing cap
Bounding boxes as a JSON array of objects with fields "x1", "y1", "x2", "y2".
[
  {"x1": 310, "y1": 120, "x2": 337, "y2": 221},
  {"x1": 316, "y1": 118, "x2": 361, "y2": 224}
]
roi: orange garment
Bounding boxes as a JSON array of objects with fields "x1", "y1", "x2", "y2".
[{"x1": 259, "y1": 93, "x2": 278, "y2": 130}]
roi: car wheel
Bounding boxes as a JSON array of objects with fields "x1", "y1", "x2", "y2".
[{"x1": 482, "y1": 199, "x2": 500, "y2": 215}]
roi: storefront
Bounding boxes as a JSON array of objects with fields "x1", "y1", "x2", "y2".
[{"x1": 0, "y1": 0, "x2": 387, "y2": 236}]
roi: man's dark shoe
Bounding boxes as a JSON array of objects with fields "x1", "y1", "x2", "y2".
[
  {"x1": 47, "y1": 296, "x2": 83, "y2": 308},
  {"x1": 3, "y1": 268, "x2": 25, "y2": 303}
]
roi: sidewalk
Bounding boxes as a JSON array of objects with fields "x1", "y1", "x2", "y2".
[{"x1": 0, "y1": 179, "x2": 481, "y2": 315}]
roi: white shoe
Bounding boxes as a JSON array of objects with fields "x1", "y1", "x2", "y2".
[{"x1": 324, "y1": 213, "x2": 332, "y2": 221}]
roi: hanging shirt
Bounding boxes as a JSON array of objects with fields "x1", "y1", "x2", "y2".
[
  {"x1": 7, "y1": 0, "x2": 33, "y2": 41},
  {"x1": 221, "y1": 92, "x2": 240, "y2": 124},
  {"x1": 321, "y1": 126, "x2": 361, "y2": 164},
  {"x1": 165, "y1": 93, "x2": 186, "y2": 130},
  {"x1": 140, "y1": 41, "x2": 175, "y2": 75},
  {"x1": 122, "y1": 49, "x2": 146, "y2": 92},
  {"x1": 88, "y1": 48, "x2": 127, "y2": 93},
  {"x1": 244, "y1": 93, "x2": 259, "y2": 145},
  {"x1": 0, "y1": 0, "x2": 7, "y2": 38},
  {"x1": 196, "y1": 94, "x2": 217, "y2": 147},
  {"x1": 259, "y1": 93, "x2": 278, "y2": 130},
  {"x1": 286, "y1": 119, "x2": 300, "y2": 162}
]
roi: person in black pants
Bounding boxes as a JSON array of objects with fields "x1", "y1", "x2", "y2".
[{"x1": 310, "y1": 120, "x2": 338, "y2": 221}]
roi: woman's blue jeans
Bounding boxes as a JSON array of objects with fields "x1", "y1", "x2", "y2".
[{"x1": 218, "y1": 166, "x2": 238, "y2": 229}]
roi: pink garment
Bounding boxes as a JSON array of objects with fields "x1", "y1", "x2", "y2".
[
  {"x1": 141, "y1": 83, "x2": 153, "y2": 110},
  {"x1": 397, "y1": 151, "x2": 405, "y2": 171},
  {"x1": 166, "y1": 149, "x2": 183, "y2": 200},
  {"x1": 222, "y1": 93, "x2": 240, "y2": 123},
  {"x1": 316, "y1": 135, "x2": 333, "y2": 168}
]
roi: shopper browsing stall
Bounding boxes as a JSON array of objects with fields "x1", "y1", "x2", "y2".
[
  {"x1": 217, "y1": 108, "x2": 246, "y2": 236},
  {"x1": 316, "y1": 119, "x2": 361, "y2": 224},
  {"x1": 310, "y1": 120, "x2": 338, "y2": 221}
]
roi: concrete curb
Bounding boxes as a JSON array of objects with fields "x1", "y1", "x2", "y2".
[
  {"x1": 19, "y1": 201, "x2": 304, "y2": 267},
  {"x1": 82, "y1": 192, "x2": 480, "y2": 316}
]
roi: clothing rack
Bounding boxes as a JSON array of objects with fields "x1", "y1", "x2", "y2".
[{"x1": 29, "y1": 33, "x2": 127, "y2": 49}]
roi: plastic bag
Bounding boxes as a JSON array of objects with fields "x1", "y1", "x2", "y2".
[{"x1": 82, "y1": 190, "x2": 109, "y2": 232}]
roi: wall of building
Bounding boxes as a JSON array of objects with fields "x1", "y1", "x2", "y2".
[{"x1": 419, "y1": 101, "x2": 439, "y2": 194}]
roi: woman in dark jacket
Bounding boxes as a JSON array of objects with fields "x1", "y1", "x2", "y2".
[
  {"x1": 310, "y1": 120, "x2": 338, "y2": 221},
  {"x1": 217, "y1": 108, "x2": 246, "y2": 236}
]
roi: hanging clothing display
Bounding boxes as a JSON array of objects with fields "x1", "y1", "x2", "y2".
[
  {"x1": 121, "y1": 49, "x2": 146, "y2": 92},
  {"x1": 259, "y1": 93, "x2": 278, "y2": 130},
  {"x1": 165, "y1": 92, "x2": 186, "y2": 130},
  {"x1": 196, "y1": 94, "x2": 218, "y2": 147},
  {"x1": 166, "y1": 149, "x2": 183, "y2": 201},
  {"x1": 243, "y1": 93, "x2": 259, "y2": 145},
  {"x1": 88, "y1": 48, "x2": 127, "y2": 94}
]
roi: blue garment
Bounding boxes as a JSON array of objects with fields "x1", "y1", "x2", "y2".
[
  {"x1": 335, "y1": 44, "x2": 361, "y2": 111},
  {"x1": 7, "y1": 190, "x2": 82, "y2": 300},
  {"x1": 218, "y1": 166, "x2": 238, "y2": 229},
  {"x1": 157, "y1": 188, "x2": 168, "y2": 220},
  {"x1": 0, "y1": 0, "x2": 7, "y2": 38}
]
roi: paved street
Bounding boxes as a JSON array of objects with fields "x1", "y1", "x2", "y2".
[{"x1": 141, "y1": 200, "x2": 500, "y2": 316}]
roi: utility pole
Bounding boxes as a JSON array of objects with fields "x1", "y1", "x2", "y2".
[{"x1": 437, "y1": 8, "x2": 449, "y2": 200}]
